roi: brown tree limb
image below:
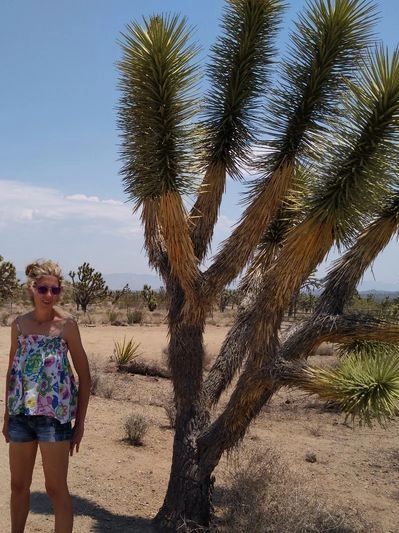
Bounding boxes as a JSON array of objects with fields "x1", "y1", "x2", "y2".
[
  {"x1": 190, "y1": 163, "x2": 227, "y2": 262},
  {"x1": 316, "y1": 212, "x2": 399, "y2": 315},
  {"x1": 203, "y1": 161, "x2": 294, "y2": 300}
]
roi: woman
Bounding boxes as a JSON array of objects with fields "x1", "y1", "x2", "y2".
[{"x1": 2, "y1": 259, "x2": 91, "y2": 533}]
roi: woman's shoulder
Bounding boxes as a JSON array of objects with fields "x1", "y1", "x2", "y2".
[
  {"x1": 53, "y1": 308, "x2": 78, "y2": 336},
  {"x1": 54, "y1": 306, "x2": 75, "y2": 323},
  {"x1": 15, "y1": 311, "x2": 32, "y2": 322},
  {"x1": 12, "y1": 312, "x2": 32, "y2": 330}
]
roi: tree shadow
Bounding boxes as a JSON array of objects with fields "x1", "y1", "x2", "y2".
[{"x1": 31, "y1": 491, "x2": 157, "y2": 532}]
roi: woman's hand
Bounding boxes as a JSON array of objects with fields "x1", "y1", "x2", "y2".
[
  {"x1": 2, "y1": 415, "x2": 9, "y2": 443},
  {"x1": 70, "y1": 422, "x2": 84, "y2": 456}
]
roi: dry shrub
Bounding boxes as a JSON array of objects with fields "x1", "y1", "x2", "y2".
[
  {"x1": 88, "y1": 357, "x2": 102, "y2": 395},
  {"x1": 307, "y1": 423, "x2": 322, "y2": 437},
  {"x1": 92, "y1": 374, "x2": 115, "y2": 399},
  {"x1": 163, "y1": 398, "x2": 176, "y2": 428},
  {"x1": 127, "y1": 309, "x2": 143, "y2": 324},
  {"x1": 79, "y1": 312, "x2": 96, "y2": 326},
  {"x1": 120, "y1": 357, "x2": 170, "y2": 378},
  {"x1": 107, "y1": 309, "x2": 119, "y2": 323},
  {"x1": 124, "y1": 413, "x2": 148, "y2": 445},
  {"x1": 89, "y1": 357, "x2": 115, "y2": 398},
  {"x1": 96, "y1": 377, "x2": 115, "y2": 399},
  {"x1": 217, "y1": 448, "x2": 377, "y2": 533}
]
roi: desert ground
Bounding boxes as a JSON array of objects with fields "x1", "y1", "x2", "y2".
[{"x1": 0, "y1": 321, "x2": 398, "y2": 532}]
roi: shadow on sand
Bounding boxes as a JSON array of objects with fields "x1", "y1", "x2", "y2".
[{"x1": 31, "y1": 491, "x2": 156, "y2": 532}]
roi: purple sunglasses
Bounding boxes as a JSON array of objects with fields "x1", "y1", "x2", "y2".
[{"x1": 35, "y1": 285, "x2": 62, "y2": 296}]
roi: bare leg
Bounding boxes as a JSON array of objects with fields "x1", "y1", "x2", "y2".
[
  {"x1": 9, "y1": 441, "x2": 38, "y2": 533},
  {"x1": 39, "y1": 441, "x2": 73, "y2": 533}
]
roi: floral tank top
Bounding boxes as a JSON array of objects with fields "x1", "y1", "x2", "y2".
[{"x1": 8, "y1": 322, "x2": 78, "y2": 424}]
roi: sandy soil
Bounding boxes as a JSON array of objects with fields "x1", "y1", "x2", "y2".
[{"x1": 0, "y1": 324, "x2": 398, "y2": 532}]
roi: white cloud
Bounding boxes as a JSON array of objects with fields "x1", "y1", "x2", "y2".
[
  {"x1": 65, "y1": 194, "x2": 100, "y2": 202},
  {"x1": 0, "y1": 179, "x2": 139, "y2": 230}
]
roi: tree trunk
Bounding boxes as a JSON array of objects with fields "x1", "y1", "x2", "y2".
[
  {"x1": 154, "y1": 407, "x2": 214, "y2": 530},
  {"x1": 155, "y1": 285, "x2": 212, "y2": 530}
]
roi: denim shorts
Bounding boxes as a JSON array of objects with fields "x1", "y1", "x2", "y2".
[{"x1": 8, "y1": 415, "x2": 73, "y2": 443}]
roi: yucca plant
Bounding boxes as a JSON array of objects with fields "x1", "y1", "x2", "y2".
[
  {"x1": 112, "y1": 336, "x2": 141, "y2": 367},
  {"x1": 118, "y1": 1, "x2": 399, "y2": 529},
  {"x1": 284, "y1": 351, "x2": 399, "y2": 426}
]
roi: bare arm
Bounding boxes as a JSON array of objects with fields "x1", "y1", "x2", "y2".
[
  {"x1": 2, "y1": 320, "x2": 18, "y2": 443},
  {"x1": 63, "y1": 318, "x2": 91, "y2": 455}
]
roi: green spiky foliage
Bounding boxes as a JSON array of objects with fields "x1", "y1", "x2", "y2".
[
  {"x1": 191, "y1": 0, "x2": 284, "y2": 260},
  {"x1": 118, "y1": 15, "x2": 204, "y2": 296},
  {"x1": 204, "y1": 0, "x2": 376, "y2": 296},
  {"x1": 310, "y1": 47, "x2": 399, "y2": 246},
  {"x1": 201, "y1": 0, "x2": 283, "y2": 177},
  {"x1": 292, "y1": 350, "x2": 399, "y2": 427},
  {"x1": 118, "y1": 15, "x2": 199, "y2": 202},
  {"x1": 113, "y1": 336, "x2": 142, "y2": 367},
  {"x1": 256, "y1": 0, "x2": 376, "y2": 173},
  {"x1": 240, "y1": 46, "x2": 399, "y2": 324}
]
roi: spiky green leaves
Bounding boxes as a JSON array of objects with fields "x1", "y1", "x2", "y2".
[
  {"x1": 201, "y1": 0, "x2": 283, "y2": 177},
  {"x1": 312, "y1": 47, "x2": 399, "y2": 245},
  {"x1": 260, "y1": 0, "x2": 376, "y2": 171},
  {"x1": 291, "y1": 348, "x2": 399, "y2": 427},
  {"x1": 118, "y1": 15, "x2": 199, "y2": 203}
]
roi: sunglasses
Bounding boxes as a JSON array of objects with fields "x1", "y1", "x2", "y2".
[{"x1": 35, "y1": 285, "x2": 62, "y2": 296}]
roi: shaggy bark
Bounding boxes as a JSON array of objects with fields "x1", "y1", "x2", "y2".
[{"x1": 155, "y1": 283, "x2": 214, "y2": 529}]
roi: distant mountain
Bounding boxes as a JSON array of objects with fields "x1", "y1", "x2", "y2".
[
  {"x1": 358, "y1": 289, "x2": 399, "y2": 302},
  {"x1": 103, "y1": 273, "x2": 162, "y2": 290},
  {"x1": 17, "y1": 270, "x2": 162, "y2": 290},
  {"x1": 358, "y1": 281, "x2": 399, "y2": 292}
]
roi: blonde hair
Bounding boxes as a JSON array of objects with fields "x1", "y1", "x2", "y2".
[{"x1": 25, "y1": 259, "x2": 63, "y2": 287}]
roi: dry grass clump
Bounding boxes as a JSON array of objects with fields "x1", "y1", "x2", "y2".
[
  {"x1": 88, "y1": 357, "x2": 102, "y2": 395},
  {"x1": 216, "y1": 448, "x2": 377, "y2": 533},
  {"x1": 126, "y1": 309, "x2": 143, "y2": 324},
  {"x1": 107, "y1": 309, "x2": 119, "y2": 323},
  {"x1": 124, "y1": 413, "x2": 148, "y2": 446},
  {"x1": 163, "y1": 397, "x2": 176, "y2": 428},
  {"x1": 89, "y1": 357, "x2": 116, "y2": 398},
  {"x1": 95, "y1": 377, "x2": 115, "y2": 399}
]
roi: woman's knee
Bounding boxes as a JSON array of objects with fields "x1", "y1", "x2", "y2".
[
  {"x1": 10, "y1": 477, "x2": 31, "y2": 496},
  {"x1": 45, "y1": 481, "x2": 70, "y2": 502}
]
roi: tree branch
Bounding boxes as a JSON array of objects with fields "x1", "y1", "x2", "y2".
[{"x1": 190, "y1": 163, "x2": 226, "y2": 261}]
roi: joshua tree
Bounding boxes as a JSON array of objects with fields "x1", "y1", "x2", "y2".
[
  {"x1": 141, "y1": 283, "x2": 158, "y2": 311},
  {"x1": 0, "y1": 255, "x2": 19, "y2": 303},
  {"x1": 69, "y1": 262, "x2": 108, "y2": 313},
  {"x1": 118, "y1": 0, "x2": 399, "y2": 528}
]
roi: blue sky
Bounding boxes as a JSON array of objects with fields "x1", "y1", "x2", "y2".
[{"x1": 0, "y1": 0, "x2": 398, "y2": 289}]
